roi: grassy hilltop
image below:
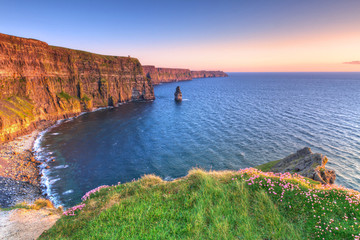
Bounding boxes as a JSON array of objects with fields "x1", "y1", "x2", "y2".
[{"x1": 40, "y1": 168, "x2": 360, "y2": 240}]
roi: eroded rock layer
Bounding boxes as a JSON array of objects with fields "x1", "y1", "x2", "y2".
[{"x1": 0, "y1": 33, "x2": 154, "y2": 142}]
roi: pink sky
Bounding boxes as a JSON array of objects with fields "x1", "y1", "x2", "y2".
[{"x1": 135, "y1": 30, "x2": 360, "y2": 72}]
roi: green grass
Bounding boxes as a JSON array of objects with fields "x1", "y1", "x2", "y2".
[
  {"x1": 80, "y1": 94, "x2": 91, "y2": 102},
  {"x1": 255, "y1": 159, "x2": 280, "y2": 172},
  {"x1": 39, "y1": 169, "x2": 360, "y2": 240},
  {"x1": 57, "y1": 91, "x2": 73, "y2": 101}
]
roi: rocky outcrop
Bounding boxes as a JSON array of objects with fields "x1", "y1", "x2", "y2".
[
  {"x1": 191, "y1": 70, "x2": 228, "y2": 79},
  {"x1": 270, "y1": 147, "x2": 336, "y2": 184},
  {"x1": 0, "y1": 33, "x2": 155, "y2": 142},
  {"x1": 143, "y1": 65, "x2": 227, "y2": 85},
  {"x1": 174, "y1": 86, "x2": 182, "y2": 102}
]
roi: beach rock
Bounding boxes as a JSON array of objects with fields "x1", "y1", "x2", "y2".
[
  {"x1": 270, "y1": 147, "x2": 336, "y2": 184},
  {"x1": 174, "y1": 86, "x2": 182, "y2": 102}
]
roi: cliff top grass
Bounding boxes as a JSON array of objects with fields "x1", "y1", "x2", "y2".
[
  {"x1": 255, "y1": 159, "x2": 281, "y2": 172},
  {"x1": 39, "y1": 168, "x2": 360, "y2": 240}
]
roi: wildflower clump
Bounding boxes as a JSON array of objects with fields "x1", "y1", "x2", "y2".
[
  {"x1": 237, "y1": 168, "x2": 360, "y2": 239},
  {"x1": 63, "y1": 203, "x2": 86, "y2": 216},
  {"x1": 61, "y1": 185, "x2": 110, "y2": 216},
  {"x1": 81, "y1": 185, "x2": 109, "y2": 201}
]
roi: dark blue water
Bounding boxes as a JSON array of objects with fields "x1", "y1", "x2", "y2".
[{"x1": 35, "y1": 73, "x2": 360, "y2": 207}]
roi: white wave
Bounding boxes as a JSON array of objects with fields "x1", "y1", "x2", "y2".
[
  {"x1": 62, "y1": 189, "x2": 74, "y2": 195},
  {"x1": 49, "y1": 178, "x2": 61, "y2": 184},
  {"x1": 54, "y1": 165, "x2": 69, "y2": 169},
  {"x1": 164, "y1": 176, "x2": 174, "y2": 181},
  {"x1": 78, "y1": 112, "x2": 88, "y2": 117},
  {"x1": 50, "y1": 133, "x2": 60, "y2": 135},
  {"x1": 33, "y1": 121, "x2": 65, "y2": 207},
  {"x1": 92, "y1": 107, "x2": 109, "y2": 112}
]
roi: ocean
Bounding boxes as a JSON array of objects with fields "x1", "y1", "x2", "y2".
[{"x1": 34, "y1": 72, "x2": 360, "y2": 207}]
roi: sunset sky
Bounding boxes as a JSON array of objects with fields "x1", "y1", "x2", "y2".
[{"x1": 1, "y1": 0, "x2": 360, "y2": 72}]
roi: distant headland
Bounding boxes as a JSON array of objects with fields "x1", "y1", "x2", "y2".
[{"x1": 143, "y1": 65, "x2": 228, "y2": 85}]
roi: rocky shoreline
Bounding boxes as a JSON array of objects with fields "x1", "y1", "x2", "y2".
[{"x1": 0, "y1": 121, "x2": 56, "y2": 208}]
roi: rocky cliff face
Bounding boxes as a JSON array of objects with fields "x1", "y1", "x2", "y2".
[
  {"x1": 0, "y1": 33, "x2": 154, "y2": 142},
  {"x1": 143, "y1": 65, "x2": 227, "y2": 85}
]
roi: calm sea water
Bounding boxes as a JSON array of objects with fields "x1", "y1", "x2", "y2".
[{"x1": 35, "y1": 72, "x2": 360, "y2": 207}]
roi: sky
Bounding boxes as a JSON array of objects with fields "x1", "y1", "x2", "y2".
[{"x1": 1, "y1": 0, "x2": 360, "y2": 72}]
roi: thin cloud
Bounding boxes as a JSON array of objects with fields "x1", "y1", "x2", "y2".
[{"x1": 343, "y1": 61, "x2": 360, "y2": 64}]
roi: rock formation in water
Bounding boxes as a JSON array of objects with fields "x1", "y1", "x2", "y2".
[
  {"x1": 0, "y1": 33, "x2": 155, "y2": 142},
  {"x1": 270, "y1": 147, "x2": 336, "y2": 184},
  {"x1": 174, "y1": 86, "x2": 182, "y2": 102},
  {"x1": 143, "y1": 65, "x2": 228, "y2": 85}
]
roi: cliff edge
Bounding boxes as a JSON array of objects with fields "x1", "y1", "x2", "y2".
[{"x1": 0, "y1": 33, "x2": 155, "y2": 142}]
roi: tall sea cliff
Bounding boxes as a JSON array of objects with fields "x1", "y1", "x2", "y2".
[
  {"x1": 0, "y1": 33, "x2": 154, "y2": 142},
  {"x1": 143, "y1": 65, "x2": 228, "y2": 85}
]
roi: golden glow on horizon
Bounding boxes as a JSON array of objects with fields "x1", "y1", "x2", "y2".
[{"x1": 132, "y1": 30, "x2": 360, "y2": 72}]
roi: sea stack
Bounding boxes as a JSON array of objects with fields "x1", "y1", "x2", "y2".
[{"x1": 174, "y1": 86, "x2": 182, "y2": 102}]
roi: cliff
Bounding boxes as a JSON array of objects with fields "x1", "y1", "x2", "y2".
[
  {"x1": 142, "y1": 66, "x2": 192, "y2": 85},
  {"x1": 191, "y1": 70, "x2": 228, "y2": 79},
  {"x1": 0, "y1": 33, "x2": 154, "y2": 142},
  {"x1": 143, "y1": 65, "x2": 227, "y2": 85}
]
